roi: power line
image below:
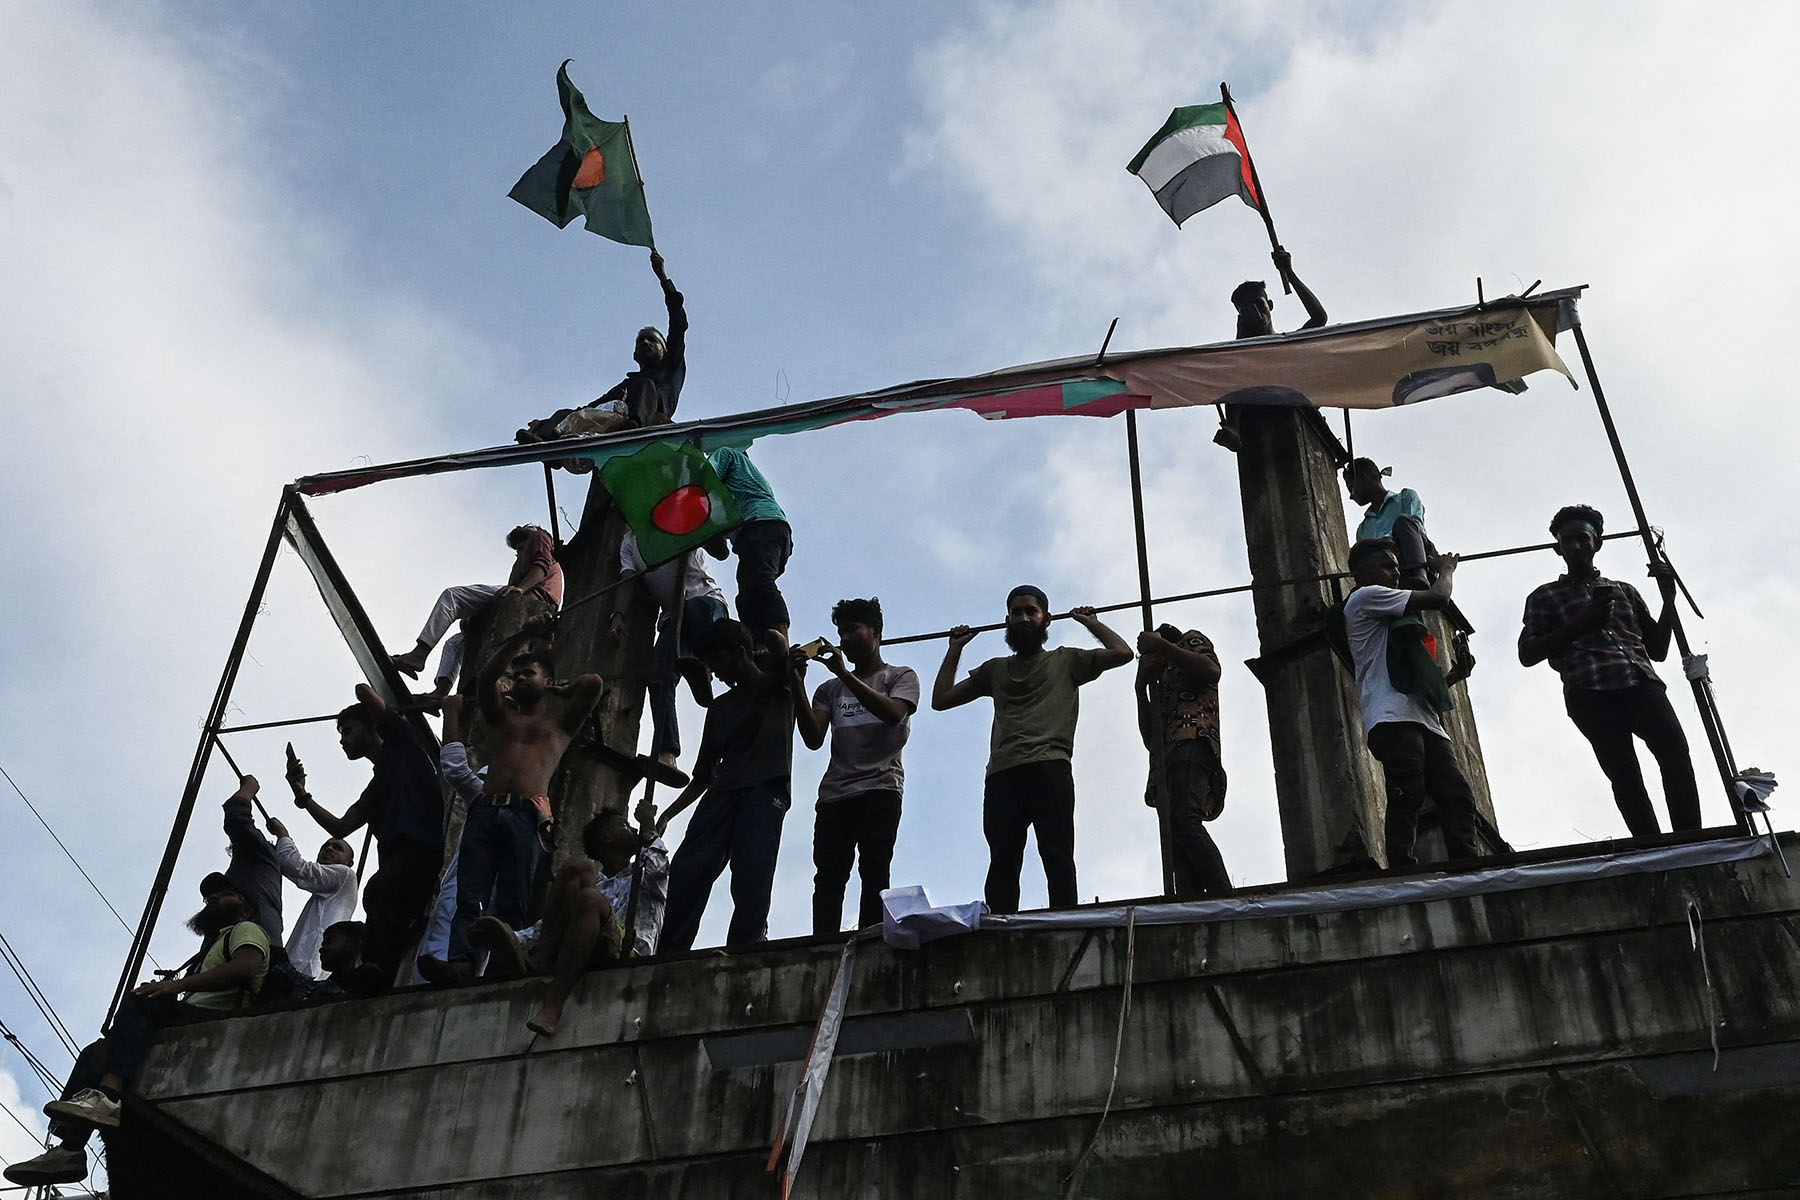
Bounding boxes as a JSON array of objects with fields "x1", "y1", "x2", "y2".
[
  {"x1": 0, "y1": 940, "x2": 77, "y2": 1061},
  {"x1": 0, "y1": 761, "x2": 157, "y2": 968}
]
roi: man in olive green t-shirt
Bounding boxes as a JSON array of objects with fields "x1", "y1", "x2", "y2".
[{"x1": 932, "y1": 585, "x2": 1132, "y2": 913}]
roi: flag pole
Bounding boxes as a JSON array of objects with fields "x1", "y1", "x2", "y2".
[
  {"x1": 1125, "y1": 409, "x2": 1177, "y2": 897},
  {"x1": 1221, "y1": 83, "x2": 1291, "y2": 295},
  {"x1": 622, "y1": 115, "x2": 654, "y2": 250}
]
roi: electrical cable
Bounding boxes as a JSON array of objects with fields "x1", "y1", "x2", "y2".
[
  {"x1": 0, "y1": 762, "x2": 154, "y2": 967},
  {"x1": 0, "y1": 940, "x2": 77, "y2": 1060}
]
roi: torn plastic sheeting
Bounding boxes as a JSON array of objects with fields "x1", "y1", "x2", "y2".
[
  {"x1": 883, "y1": 838, "x2": 1770, "y2": 947},
  {"x1": 881, "y1": 885, "x2": 987, "y2": 949}
]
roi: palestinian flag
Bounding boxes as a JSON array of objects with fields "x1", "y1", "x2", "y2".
[
  {"x1": 1128, "y1": 102, "x2": 1262, "y2": 227},
  {"x1": 599, "y1": 442, "x2": 742, "y2": 567},
  {"x1": 509, "y1": 61, "x2": 655, "y2": 248}
]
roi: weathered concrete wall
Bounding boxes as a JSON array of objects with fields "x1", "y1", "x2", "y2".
[{"x1": 124, "y1": 838, "x2": 1800, "y2": 1198}]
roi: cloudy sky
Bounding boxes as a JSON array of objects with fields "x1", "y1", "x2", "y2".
[{"x1": 3, "y1": 0, "x2": 1797, "y2": 1168}]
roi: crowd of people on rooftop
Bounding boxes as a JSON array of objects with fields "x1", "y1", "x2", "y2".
[{"x1": 5, "y1": 250, "x2": 1708, "y2": 1191}]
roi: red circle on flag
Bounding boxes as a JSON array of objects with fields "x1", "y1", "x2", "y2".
[{"x1": 652, "y1": 485, "x2": 712, "y2": 536}]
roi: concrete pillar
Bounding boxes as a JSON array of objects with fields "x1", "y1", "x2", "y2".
[
  {"x1": 1234, "y1": 408, "x2": 1502, "y2": 877},
  {"x1": 1235, "y1": 407, "x2": 1384, "y2": 878}
]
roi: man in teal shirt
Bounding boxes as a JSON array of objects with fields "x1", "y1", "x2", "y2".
[
  {"x1": 708, "y1": 446, "x2": 793, "y2": 642},
  {"x1": 1345, "y1": 457, "x2": 1431, "y2": 588}
]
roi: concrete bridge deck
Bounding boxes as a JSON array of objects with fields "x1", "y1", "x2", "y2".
[{"x1": 111, "y1": 833, "x2": 1800, "y2": 1198}]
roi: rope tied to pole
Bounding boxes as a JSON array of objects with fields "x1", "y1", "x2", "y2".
[{"x1": 1061, "y1": 905, "x2": 1138, "y2": 1198}]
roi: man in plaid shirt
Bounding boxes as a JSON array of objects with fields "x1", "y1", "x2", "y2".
[{"x1": 1518, "y1": 504, "x2": 1700, "y2": 836}]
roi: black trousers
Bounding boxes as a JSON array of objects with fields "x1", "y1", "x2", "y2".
[
  {"x1": 1160, "y1": 739, "x2": 1232, "y2": 897},
  {"x1": 362, "y1": 839, "x2": 443, "y2": 984},
  {"x1": 1564, "y1": 683, "x2": 1703, "y2": 836},
  {"x1": 662, "y1": 782, "x2": 788, "y2": 953},
  {"x1": 983, "y1": 759, "x2": 1078, "y2": 914},
  {"x1": 1366, "y1": 721, "x2": 1480, "y2": 868},
  {"x1": 811, "y1": 789, "x2": 903, "y2": 935},
  {"x1": 733, "y1": 519, "x2": 792, "y2": 636}
]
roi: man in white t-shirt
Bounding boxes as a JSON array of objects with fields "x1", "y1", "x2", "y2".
[{"x1": 1342, "y1": 537, "x2": 1479, "y2": 868}]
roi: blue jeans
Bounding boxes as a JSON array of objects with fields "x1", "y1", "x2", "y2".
[
  {"x1": 448, "y1": 803, "x2": 541, "y2": 962},
  {"x1": 649, "y1": 594, "x2": 729, "y2": 757},
  {"x1": 661, "y1": 782, "x2": 788, "y2": 953}
]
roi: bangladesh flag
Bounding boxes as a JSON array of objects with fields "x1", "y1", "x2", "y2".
[
  {"x1": 599, "y1": 442, "x2": 742, "y2": 567},
  {"x1": 1128, "y1": 102, "x2": 1262, "y2": 227},
  {"x1": 509, "y1": 61, "x2": 655, "y2": 248}
]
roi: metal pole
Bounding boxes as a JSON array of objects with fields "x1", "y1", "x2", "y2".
[
  {"x1": 543, "y1": 465, "x2": 562, "y2": 547},
  {"x1": 1125, "y1": 411, "x2": 1176, "y2": 897},
  {"x1": 1567, "y1": 316, "x2": 1744, "y2": 828},
  {"x1": 106, "y1": 494, "x2": 289, "y2": 1027}
]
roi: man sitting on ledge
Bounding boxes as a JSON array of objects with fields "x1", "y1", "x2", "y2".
[
  {"x1": 5, "y1": 875, "x2": 269, "y2": 1189},
  {"x1": 472, "y1": 808, "x2": 670, "y2": 1037}
]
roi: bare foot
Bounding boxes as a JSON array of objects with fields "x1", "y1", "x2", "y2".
[
  {"x1": 526, "y1": 1007, "x2": 561, "y2": 1038},
  {"x1": 391, "y1": 645, "x2": 428, "y2": 678}
]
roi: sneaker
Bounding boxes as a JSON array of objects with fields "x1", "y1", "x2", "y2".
[
  {"x1": 469, "y1": 917, "x2": 532, "y2": 982},
  {"x1": 44, "y1": 1088, "x2": 120, "y2": 1130},
  {"x1": 415, "y1": 954, "x2": 475, "y2": 987},
  {"x1": 3, "y1": 1145, "x2": 89, "y2": 1185}
]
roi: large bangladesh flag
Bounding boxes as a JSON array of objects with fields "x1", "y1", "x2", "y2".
[
  {"x1": 1128, "y1": 102, "x2": 1262, "y2": 227},
  {"x1": 599, "y1": 442, "x2": 742, "y2": 567},
  {"x1": 509, "y1": 61, "x2": 655, "y2": 248}
]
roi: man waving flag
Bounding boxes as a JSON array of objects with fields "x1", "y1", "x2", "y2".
[{"x1": 510, "y1": 60, "x2": 655, "y2": 248}]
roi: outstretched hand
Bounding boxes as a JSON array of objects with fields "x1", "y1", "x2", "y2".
[
  {"x1": 947, "y1": 625, "x2": 977, "y2": 650},
  {"x1": 1069, "y1": 605, "x2": 1102, "y2": 627},
  {"x1": 285, "y1": 758, "x2": 308, "y2": 801},
  {"x1": 650, "y1": 249, "x2": 668, "y2": 281}
]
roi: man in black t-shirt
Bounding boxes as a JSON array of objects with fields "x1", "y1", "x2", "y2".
[
  {"x1": 652, "y1": 619, "x2": 798, "y2": 953},
  {"x1": 289, "y1": 684, "x2": 444, "y2": 987}
]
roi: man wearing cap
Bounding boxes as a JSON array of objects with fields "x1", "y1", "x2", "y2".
[
  {"x1": 1519, "y1": 504, "x2": 1700, "y2": 836},
  {"x1": 933, "y1": 586, "x2": 1132, "y2": 913},
  {"x1": 1344, "y1": 457, "x2": 1433, "y2": 589},
  {"x1": 516, "y1": 249, "x2": 688, "y2": 456},
  {"x1": 5, "y1": 875, "x2": 270, "y2": 1187}
]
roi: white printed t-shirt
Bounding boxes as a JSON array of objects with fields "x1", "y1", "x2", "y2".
[{"x1": 1342, "y1": 584, "x2": 1447, "y2": 739}]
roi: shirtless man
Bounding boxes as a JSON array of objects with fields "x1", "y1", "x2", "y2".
[{"x1": 418, "y1": 613, "x2": 604, "y2": 984}]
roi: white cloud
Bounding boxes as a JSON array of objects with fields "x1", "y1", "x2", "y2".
[{"x1": 904, "y1": 0, "x2": 1800, "y2": 880}]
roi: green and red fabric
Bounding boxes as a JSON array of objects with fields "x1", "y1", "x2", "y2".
[
  {"x1": 600, "y1": 442, "x2": 741, "y2": 566},
  {"x1": 1128, "y1": 102, "x2": 1261, "y2": 227},
  {"x1": 509, "y1": 61, "x2": 654, "y2": 248}
]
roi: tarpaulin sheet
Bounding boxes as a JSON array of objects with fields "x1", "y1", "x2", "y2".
[
  {"x1": 294, "y1": 289, "x2": 1583, "y2": 497},
  {"x1": 882, "y1": 836, "x2": 1769, "y2": 947}
]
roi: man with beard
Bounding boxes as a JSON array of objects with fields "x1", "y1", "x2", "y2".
[
  {"x1": 5, "y1": 876, "x2": 269, "y2": 1187},
  {"x1": 290, "y1": 684, "x2": 444, "y2": 989},
  {"x1": 932, "y1": 586, "x2": 1133, "y2": 913},
  {"x1": 1519, "y1": 504, "x2": 1700, "y2": 837},
  {"x1": 652, "y1": 618, "x2": 799, "y2": 953},
  {"x1": 516, "y1": 249, "x2": 688, "y2": 460},
  {"x1": 418, "y1": 612, "x2": 605, "y2": 984}
]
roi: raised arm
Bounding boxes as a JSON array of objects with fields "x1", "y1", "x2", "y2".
[
  {"x1": 270, "y1": 826, "x2": 350, "y2": 895},
  {"x1": 1273, "y1": 248, "x2": 1327, "y2": 330},
  {"x1": 1403, "y1": 554, "x2": 1459, "y2": 614},
  {"x1": 1133, "y1": 655, "x2": 1158, "y2": 751},
  {"x1": 478, "y1": 613, "x2": 555, "y2": 722},
  {"x1": 932, "y1": 626, "x2": 990, "y2": 710},
  {"x1": 222, "y1": 776, "x2": 276, "y2": 866},
  {"x1": 1070, "y1": 607, "x2": 1133, "y2": 670},
  {"x1": 285, "y1": 753, "x2": 365, "y2": 839},
  {"x1": 652, "y1": 250, "x2": 686, "y2": 360},
  {"x1": 789, "y1": 649, "x2": 829, "y2": 751},
  {"x1": 552, "y1": 673, "x2": 606, "y2": 736}
]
